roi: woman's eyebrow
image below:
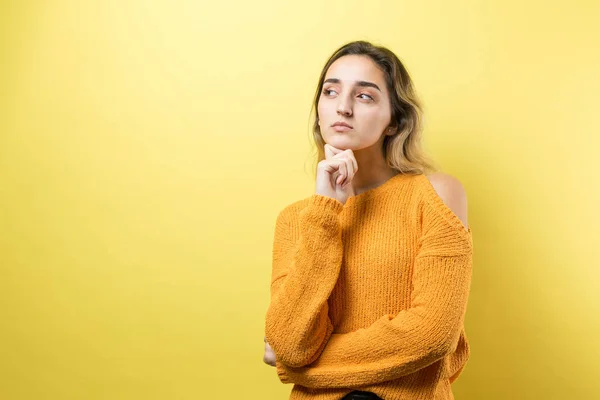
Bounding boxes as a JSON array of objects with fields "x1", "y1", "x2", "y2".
[{"x1": 323, "y1": 78, "x2": 381, "y2": 92}]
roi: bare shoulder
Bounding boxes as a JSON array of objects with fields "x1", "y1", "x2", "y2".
[{"x1": 425, "y1": 172, "x2": 469, "y2": 229}]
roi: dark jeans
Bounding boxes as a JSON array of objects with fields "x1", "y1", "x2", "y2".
[{"x1": 341, "y1": 391, "x2": 383, "y2": 400}]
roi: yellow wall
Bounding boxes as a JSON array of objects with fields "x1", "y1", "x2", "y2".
[{"x1": 1, "y1": 0, "x2": 598, "y2": 398}]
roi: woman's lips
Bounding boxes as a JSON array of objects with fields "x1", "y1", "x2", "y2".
[{"x1": 332, "y1": 125, "x2": 353, "y2": 132}]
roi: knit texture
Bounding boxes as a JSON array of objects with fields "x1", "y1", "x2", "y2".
[{"x1": 265, "y1": 173, "x2": 473, "y2": 400}]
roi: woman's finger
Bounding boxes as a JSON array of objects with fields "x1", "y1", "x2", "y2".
[
  {"x1": 343, "y1": 158, "x2": 354, "y2": 186},
  {"x1": 327, "y1": 143, "x2": 344, "y2": 155},
  {"x1": 336, "y1": 161, "x2": 347, "y2": 185},
  {"x1": 347, "y1": 150, "x2": 358, "y2": 172},
  {"x1": 324, "y1": 144, "x2": 335, "y2": 160},
  {"x1": 325, "y1": 144, "x2": 345, "y2": 160}
]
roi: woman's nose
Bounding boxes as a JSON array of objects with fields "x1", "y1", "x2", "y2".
[{"x1": 337, "y1": 100, "x2": 352, "y2": 116}]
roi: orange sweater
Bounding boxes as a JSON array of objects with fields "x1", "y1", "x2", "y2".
[{"x1": 265, "y1": 173, "x2": 473, "y2": 400}]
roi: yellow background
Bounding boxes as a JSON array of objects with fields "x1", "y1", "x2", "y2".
[{"x1": 1, "y1": 0, "x2": 599, "y2": 398}]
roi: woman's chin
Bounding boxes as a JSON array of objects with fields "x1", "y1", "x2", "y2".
[{"x1": 325, "y1": 135, "x2": 357, "y2": 150}]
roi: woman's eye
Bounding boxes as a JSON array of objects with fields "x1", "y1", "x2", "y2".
[{"x1": 322, "y1": 89, "x2": 372, "y2": 100}]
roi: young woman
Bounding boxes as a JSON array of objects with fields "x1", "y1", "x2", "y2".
[{"x1": 264, "y1": 40, "x2": 472, "y2": 400}]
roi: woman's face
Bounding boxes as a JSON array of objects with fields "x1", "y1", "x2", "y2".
[{"x1": 317, "y1": 54, "x2": 393, "y2": 151}]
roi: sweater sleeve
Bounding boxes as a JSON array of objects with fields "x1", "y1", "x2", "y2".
[
  {"x1": 275, "y1": 193, "x2": 473, "y2": 388},
  {"x1": 264, "y1": 194, "x2": 345, "y2": 368}
]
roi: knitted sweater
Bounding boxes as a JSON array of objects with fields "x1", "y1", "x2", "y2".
[{"x1": 264, "y1": 173, "x2": 473, "y2": 400}]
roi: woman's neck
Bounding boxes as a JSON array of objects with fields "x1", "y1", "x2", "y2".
[{"x1": 350, "y1": 148, "x2": 398, "y2": 195}]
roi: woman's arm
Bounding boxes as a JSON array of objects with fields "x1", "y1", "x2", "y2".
[
  {"x1": 264, "y1": 194, "x2": 345, "y2": 368},
  {"x1": 275, "y1": 174, "x2": 473, "y2": 387}
]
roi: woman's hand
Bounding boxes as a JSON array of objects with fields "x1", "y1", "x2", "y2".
[
  {"x1": 263, "y1": 336, "x2": 276, "y2": 367},
  {"x1": 315, "y1": 144, "x2": 358, "y2": 205}
]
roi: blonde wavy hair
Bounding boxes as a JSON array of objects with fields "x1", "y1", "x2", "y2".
[{"x1": 308, "y1": 40, "x2": 438, "y2": 177}]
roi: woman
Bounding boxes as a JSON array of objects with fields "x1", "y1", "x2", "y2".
[{"x1": 264, "y1": 40, "x2": 472, "y2": 400}]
